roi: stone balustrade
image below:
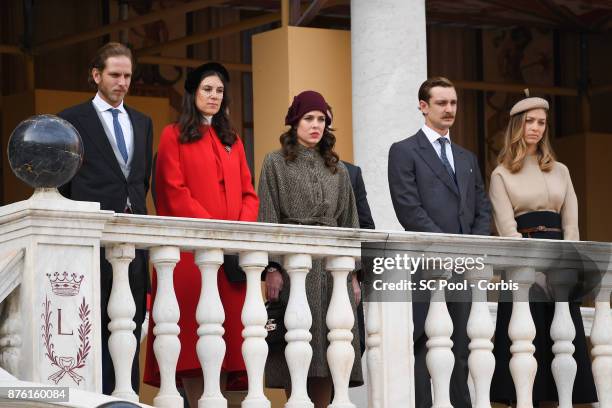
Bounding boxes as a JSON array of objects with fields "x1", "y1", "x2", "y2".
[{"x1": 0, "y1": 194, "x2": 611, "y2": 407}]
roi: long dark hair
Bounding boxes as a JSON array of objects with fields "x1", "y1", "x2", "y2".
[
  {"x1": 280, "y1": 127, "x2": 339, "y2": 173},
  {"x1": 177, "y1": 71, "x2": 236, "y2": 145}
]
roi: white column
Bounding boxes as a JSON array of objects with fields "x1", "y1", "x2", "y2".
[
  {"x1": 194, "y1": 249, "x2": 226, "y2": 408},
  {"x1": 548, "y1": 269, "x2": 577, "y2": 408},
  {"x1": 591, "y1": 272, "x2": 612, "y2": 407},
  {"x1": 425, "y1": 279, "x2": 454, "y2": 408},
  {"x1": 105, "y1": 244, "x2": 137, "y2": 401},
  {"x1": 150, "y1": 246, "x2": 183, "y2": 408},
  {"x1": 506, "y1": 266, "x2": 537, "y2": 408},
  {"x1": 352, "y1": 3, "x2": 425, "y2": 405},
  {"x1": 326, "y1": 256, "x2": 356, "y2": 408},
  {"x1": 351, "y1": 0, "x2": 427, "y2": 230},
  {"x1": 239, "y1": 251, "x2": 270, "y2": 408},
  {"x1": 284, "y1": 253, "x2": 314, "y2": 408},
  {"x1": 466, "y1": 265, "x2": 495, "y2": 408}
]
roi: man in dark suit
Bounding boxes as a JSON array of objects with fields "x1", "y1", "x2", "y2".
[
  {"x1": 388, "y1": 77, "x2": 491, "y2": 408},
  {"x1": 342, "y1": 161, "x2": 375, "y2": 355},
  {"x1": 343, "y1": 161, "x2": 375, "y2": 230},
  {"x1": 58, "y1": 42, "x2": 153, "y2": 395}
]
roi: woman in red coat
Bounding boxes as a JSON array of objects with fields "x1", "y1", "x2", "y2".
[{"x1": 143, "y1": 62, "x2": 258, "y2": 407}]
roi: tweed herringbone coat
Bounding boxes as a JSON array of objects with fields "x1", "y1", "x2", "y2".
[{"x1": 258, "y1": 146, "x2": 363, "y2": 388}]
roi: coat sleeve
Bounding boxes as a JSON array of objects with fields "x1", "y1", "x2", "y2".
[
  {"x1": 338, "y1": 168, "x2": 360, "y2": 229},
  {"x1": 236, "y1": 139, "x2": 259, "y2": 222},
  {"x1": 388, "y1": 142, "x2": 443, "y2": 232},
  {"x1": 257, "y1": 155, "x2": 283, "y2": 277},
  {"x1": 257, "y1": 154, "x2": 281, "y2": 224},
  {"x1": 57, "y1": 110, "x2": 73, "y2": 199},
  {"x1": 560, "y1": 165, "x2": 579, "y2": 241},
  {"x1": 155, "y1": 125, "x2": 212, "y2": 218},
  {"x1": 353, "y1": 166, "x2": 375, "y2": 229},
  {"x1": 470, "y1": 153, "x2": 492, "y2": 236},
  {"x1": 144, "y1": 116, "x2": 154, "y2": 199},
  {"x1": 489, "y1": 171, "x2": 521, "y2": 238}
]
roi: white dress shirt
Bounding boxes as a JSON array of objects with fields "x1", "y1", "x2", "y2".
[
  {"x1": 92, "y1": 93, "x2": 134, "y2": 161},
  {"x1": 421, "y1": 124, "x2": 455, "y2": 171}
]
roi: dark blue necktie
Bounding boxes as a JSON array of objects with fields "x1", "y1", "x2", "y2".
[
  {"x1": 438, "y1": 137, "x2": 459, "y2": 186},
  {"x1": 437, "y1": 137, "x2": 455, "y2": 179},
  {"x1": 109, "y1": 108, "x2": 128, "y2": 163},
  {"x1": 439, "y1": 137, "x2": 462, "y2": 232}
]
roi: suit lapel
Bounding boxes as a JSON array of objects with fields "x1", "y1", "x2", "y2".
[
  {"x1": 452, "y1": 145, "x2": 469, "y2": 205},
  {"x1": 414, "y1": 131, "x2": 459, "y2": 197},
  {"x1": 77, "y1": 102, "x2": 125, "y2": 180},
  {"x1": 126, "y1": 106, "x2": 144, "y2": 181}
]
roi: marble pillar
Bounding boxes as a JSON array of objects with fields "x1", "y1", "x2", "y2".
[
  {"x1": 351, "y1": 3, "x2": 427, "y2": 407},
  {"x1": 351, "y1": 0, "x2": 427, "y2": 231}
]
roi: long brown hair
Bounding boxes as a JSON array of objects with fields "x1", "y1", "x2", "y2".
[
  {"x1": 280, "y1": 127, "x2": 339, "y2": 173},
  {"x1": 498, "y1": 109, "x2": 555, "y2": 173},
  {"x1": 177, "y1": 71, "x2": 236, "y2": 145}
]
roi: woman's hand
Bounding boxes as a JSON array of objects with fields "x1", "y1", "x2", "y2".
[
  {"x1": 351, "y1": 272, "x2": 361, "y2": 305},
  {"x1": 265, "y1": 267, "x2": 284, "y2": 302}
]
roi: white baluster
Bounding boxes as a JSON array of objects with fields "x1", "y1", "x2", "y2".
[
  {"x1": 150, "y1": 246, "x2": 183, "y2": 408},
  {"x1": 239, "y1": 251, "x2": 270, "y2": 408},
  {"x1": 591, "y1": 272, "x2": 612, "y2": 407},
  {"x1": 194, "y1": 248, "x2": 227, "y2": 408},
  {"x1": 466, "y1": 265, "x2": 495, "y2": 408},
  {"x1": 105, "y1": 244, "x2": 138, "y2": 401},
  {"x1": 325, "y1": 256, "x2": 356, "y2": 408},
  {"x1": 425, "y1": 276, "x2": 454, "y2": 408},
  {"x1": 549, "y1": 268, "x2": 577, "y2": 408},
  {"x1": 365, "y1": 300, "x2": 382, "y2": 408},
  {"x1": 0, "y1": 289, "x2": 21, "y2": 376},
  {"x1": 506, "y1": 266, "x2": 537, "y2": 408},
  {"x1": 284, "y1": 253, "x2": 314, "y2": 408}
]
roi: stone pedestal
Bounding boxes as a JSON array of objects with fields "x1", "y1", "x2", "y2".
[{"x1": 0, "y1": 189, "x2": 112, "y2": 392}]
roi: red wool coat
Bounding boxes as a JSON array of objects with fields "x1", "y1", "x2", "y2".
[{"x1": 144, "y1": 124, "x2": 258, "y2": 386}]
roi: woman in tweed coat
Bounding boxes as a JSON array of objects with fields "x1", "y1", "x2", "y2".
[{"x1": 258, "y1": 91, "x2": 362, "y2": 407}]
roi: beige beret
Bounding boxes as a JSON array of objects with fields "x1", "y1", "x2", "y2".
[{"x1": 510, "y1": 96, "x2": 549, "y2": 116}]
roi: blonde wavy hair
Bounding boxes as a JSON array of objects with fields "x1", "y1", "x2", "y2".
[{"x1": 497, "y1": 109, "x2": 556, "y2": 173}]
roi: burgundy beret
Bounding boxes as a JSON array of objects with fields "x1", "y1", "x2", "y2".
[{"x1": 285, "y1": 90, "x2": 333, "y2": 127}]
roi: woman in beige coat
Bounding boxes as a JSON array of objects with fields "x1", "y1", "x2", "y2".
[{"x1": 488, "y1": 95, "x2": 597, "y2": 406}]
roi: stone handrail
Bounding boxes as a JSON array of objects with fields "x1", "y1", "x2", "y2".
[{"x1": 0, "y1": 193, "x2": 610, "y2": 407}]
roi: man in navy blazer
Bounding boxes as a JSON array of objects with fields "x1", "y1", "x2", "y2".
[
  {"x1": 343, "y1": 161, "x2": 375, "y2": 230},
  {"x1": 58, "y1": 42, "x2": 152, "y2": 395},
  {"x1": 388, "y1": 77, "x2": 491, "y2": 408},
  {"x1": 343, "y1": 161, "x2": 375, "y2": 356}
]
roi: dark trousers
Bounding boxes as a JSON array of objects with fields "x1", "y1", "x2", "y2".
[
  {"x1": 413, "y1": 301, "x2": 472, "y2": 408},
  {"x1": 100, "y1": 248, "x2": 149, "y2": 395}
]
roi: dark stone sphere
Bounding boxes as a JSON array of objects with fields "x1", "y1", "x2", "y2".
[{"x1": 8, "y1": 114, "x2": 83, "y2": 188}]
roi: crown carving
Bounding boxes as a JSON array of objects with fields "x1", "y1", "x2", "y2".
[{"x1": 47, "y1": 272, "x2": 84, "y2": 297}]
